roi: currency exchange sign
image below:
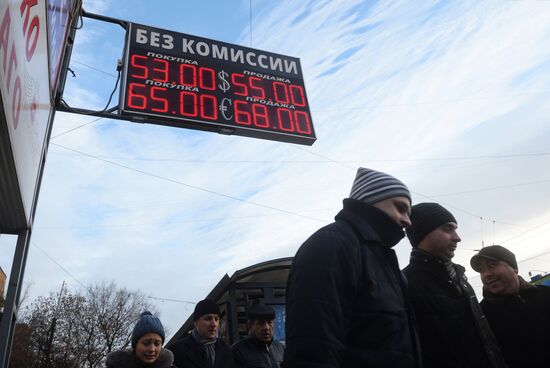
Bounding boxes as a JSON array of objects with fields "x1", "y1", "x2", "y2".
[{"x1": 120, "y1": 23, "x2": 316, "y2": 145}]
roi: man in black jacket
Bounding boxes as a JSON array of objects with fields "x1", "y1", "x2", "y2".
[
  {"x1": 471, "y1": 245, "x2": 550, "y2": 367},
  {"x1": 167, "y1": 299, "x2": 232, "y2": 368},
  {"x1": 233, "y1": 304, "x2": 284, "y2": 368},
  {"x1": 404, "y1": 203, "x2": 506, "y2": 368},
  {"x1": 282, "y1": 167, "x2": 421, "y2": 368}
]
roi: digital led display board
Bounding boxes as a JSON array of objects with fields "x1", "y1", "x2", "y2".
[{"x1": 120, "y1": 23, "x2": 316, "y2": 145}]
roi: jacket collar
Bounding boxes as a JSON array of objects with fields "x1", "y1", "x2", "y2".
[
  {"x1": 247, "y1": 335, "x2": 272, "y2": 348},
  {"x1": 482, "y1": 276, "x2": 536, "y2": 300},
  {"x1": 409, "y1": 248, "x2": 466, "y2": 276},
  {"x1": 335, "y1": 198, "x2": 405, "y2": 248}
]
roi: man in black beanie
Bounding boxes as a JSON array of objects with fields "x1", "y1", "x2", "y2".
[
  {"x1": 283, "y1": 167, "x2": 420, "y2": 368},
  {"x1": 167, "y1": 299, "x2": 232, "y2": 368},
  {"x1": 404, "y1": 203, "x2": 506, "y2": 368}
]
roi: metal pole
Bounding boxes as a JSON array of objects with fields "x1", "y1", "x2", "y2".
[{"x1": 0, "y1": 229, "x2": 31, "y2": 367}]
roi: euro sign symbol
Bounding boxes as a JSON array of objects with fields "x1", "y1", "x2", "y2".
[
  {"x1": 218, "y1": 70, "x2": 231, "y2": 93},
  {"x1": 220, "y1": 98, "x2": 233, "y2": 120}
]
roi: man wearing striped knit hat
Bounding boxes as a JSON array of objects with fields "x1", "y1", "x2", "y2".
[{"x1": 283, "y1": 168, "x2": 421, "y2": 368}]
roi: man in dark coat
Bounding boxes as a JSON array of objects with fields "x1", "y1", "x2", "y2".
[
  {"x1": 282, "y1": 167, "x2": 421, "y2": 368},
  {"x1": 404, "y1": 203, "x2": 506, "y2": 368},
  {"x1": 471, "y1": 245, "x2": 550, "y2": 367},
  {"x1": 167, "y1": 299, "x2": 232, "y2": 368},
  {"x1": 232, "y1": 304, "x2": 284, "y2": 368}
]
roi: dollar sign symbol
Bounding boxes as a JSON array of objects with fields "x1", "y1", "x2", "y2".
[{"x1": 218, "y1": 70, "x2": 231, "y2": 93}]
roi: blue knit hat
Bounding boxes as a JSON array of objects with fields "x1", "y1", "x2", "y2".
[
  {"x1": 349, "y1": 168, "x2": 411, "y2": 205},
  {"x1": 131, "y1": 311, "x2": 165, "y2": 349}
]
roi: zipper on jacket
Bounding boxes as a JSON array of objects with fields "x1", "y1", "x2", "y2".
[{"x1": 265, "y1": 344, "x2": 275, "y2": 368}]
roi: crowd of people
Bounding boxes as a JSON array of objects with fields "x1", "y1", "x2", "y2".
[
  {"x1": 108, "y1": 167, "x2": 550, "y2": 368},
  {"x1": 106, "y1": 300, "x2": 282, "y2": 368}
]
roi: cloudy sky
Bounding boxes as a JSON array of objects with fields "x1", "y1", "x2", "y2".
[{"x1": 2, "y1": 0, "x2": 550, "y2": 339}]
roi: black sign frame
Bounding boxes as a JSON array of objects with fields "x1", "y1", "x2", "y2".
[{"x1": 119, "y1": 23, "x2": 316, "y2": 145}]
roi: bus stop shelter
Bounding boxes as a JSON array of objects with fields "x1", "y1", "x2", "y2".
[{"x1": 167, "y1": 257, "x2": 292, "y2": 346}]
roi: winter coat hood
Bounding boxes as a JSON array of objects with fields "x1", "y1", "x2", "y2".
[{"x1": 105, "y1": 348, "x2": 174, "y2": 368}]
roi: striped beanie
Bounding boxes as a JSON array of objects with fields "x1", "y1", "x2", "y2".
[{"x1": 349, "y1": 168, "x2": 411, "y2": 205}]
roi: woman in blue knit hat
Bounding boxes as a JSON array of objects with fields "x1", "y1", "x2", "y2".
[{"x1": 106, "y1": 311, "x2": 175, "y2": 368}]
